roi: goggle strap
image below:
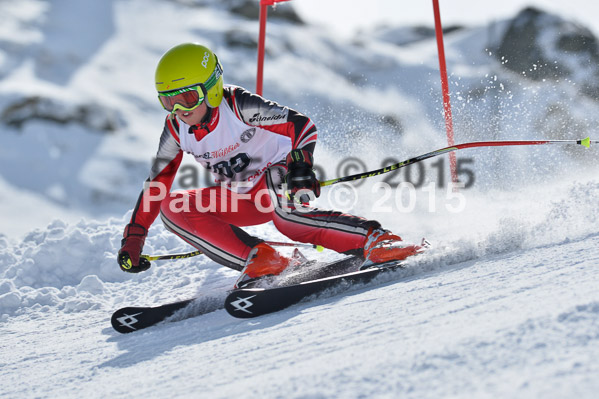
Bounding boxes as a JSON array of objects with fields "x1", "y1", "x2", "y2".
[{"x1": 203, "y1": 58, "x2": 223, "y2": 91}]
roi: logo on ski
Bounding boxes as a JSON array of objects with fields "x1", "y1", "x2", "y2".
[
  {"x1": 229, "y1": 295, "x2": 257, "y2": 314},
  {"x1": 116, "y1": 312, "x2": 143, "y2": 330}
]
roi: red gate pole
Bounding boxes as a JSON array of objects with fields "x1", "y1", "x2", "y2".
[
  {"x1": 432, "y1": 0, "x2": 458, "y2": 185},
  {"x1": 256, "y1": 1, "x2": 269, "y2": 95},
  {"x1": 257, "y1": 0, "x2": 291, "y2": 96}
]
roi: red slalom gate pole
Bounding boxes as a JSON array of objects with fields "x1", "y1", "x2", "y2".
[
  {"x1": 256, "y1": 1, "x2": 269, "y2": 95},
  {"x1": 257, "y1": 0, "x2": 291, "y2": 96},
  {"x1": 432, "y1": 0, "x2": 458, "y2": 185}
]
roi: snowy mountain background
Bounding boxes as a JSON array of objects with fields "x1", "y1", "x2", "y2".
[{"x1": 1, "y1": 0, "x2": 598, "y2": 397}]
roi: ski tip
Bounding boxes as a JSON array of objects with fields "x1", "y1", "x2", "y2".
[
  {"x1": 315, "y1": 245, "x2": 325, "y2": 252},
  {"x1": 579, "y1": 137, "x2": 591, "y2": 148}
]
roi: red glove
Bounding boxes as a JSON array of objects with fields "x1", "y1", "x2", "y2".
[
  {"x1": 285, "y1": 149, "x2": 320, "y2": 204},
  {"x1": 118, "y1": 223, "x2": 151, "y2": 273}
]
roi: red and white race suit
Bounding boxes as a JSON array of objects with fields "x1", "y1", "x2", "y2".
[{"x1": 126, "y1": 85, "x2": 380, "y2": 270}]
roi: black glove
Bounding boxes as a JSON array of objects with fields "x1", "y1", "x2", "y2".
[
  {"x1": 118, "y1": 223, "x2": 151, "y2": 273},
  {"x1": 285, "y1": 149, "x2": 320, "y2": 204}
]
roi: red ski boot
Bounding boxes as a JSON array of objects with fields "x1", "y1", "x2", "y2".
[
  {"x1": 362, "y1": 229, "x2": 423, "y2": 267},
  {"x1": 235, "y1": 243, "x2": 292, "y2": 288}
]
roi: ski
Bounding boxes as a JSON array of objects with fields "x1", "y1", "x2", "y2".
[
  {"x1": 111, "y1": 295, "x2": 224, "y2": 334},
  {"x1": 110, "y1": 256, "x2": 362, "y2": 333},
  {"x1": 111, "y1": 256, "x2": 404, "y2": 332},
  {"x1": 224, "y1": 260, "x2": 405, "y2": 318}
]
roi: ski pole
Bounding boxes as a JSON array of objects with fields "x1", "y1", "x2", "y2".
[
  {"x1": 265, "y1": 241, "x2": 325, "y2": 252},
  {"x1": 319, "y1": 137, "x2": 597, "y2": 187},
  {"x1": 141, "y1": 251, "x2": 203, "y2": 262},
  {"x1": 142, "y1": 241, "x2": 324, "y2": 261}
]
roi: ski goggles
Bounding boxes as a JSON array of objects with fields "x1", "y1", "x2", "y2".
[
  {"x1": 158, "y1": 58, "x2": 223, "y2": 113},
  {"x1": 158, "y1": 85, "x2": 205, "y2": 113}
]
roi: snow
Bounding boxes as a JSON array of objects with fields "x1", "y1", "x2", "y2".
[{"x1": 1, "y1": 0, "x2": 599, "y2": 397}]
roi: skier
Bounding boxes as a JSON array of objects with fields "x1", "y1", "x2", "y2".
[{"x1": 117, "y1": 43, "x2": 422, "y2": 288}]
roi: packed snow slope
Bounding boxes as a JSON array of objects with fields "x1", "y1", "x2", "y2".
[
  {"x1": 1, "y1": 181, "x2": 599, "y2": 398},
  {"x1": 1, "y1": 0, "x2": 599, "y2": 398}
]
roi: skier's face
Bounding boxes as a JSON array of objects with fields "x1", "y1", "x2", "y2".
[{"x1": 174, "y1": 101, "x2": 208, "y2": 126}]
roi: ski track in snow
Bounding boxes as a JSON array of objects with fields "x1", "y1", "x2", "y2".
[
  {"x1": 1, "y1": 177, "x2": 598, "y2": 398},
  {"x1": 1, "y1": 235, "x2": 598, "y2": 398}
]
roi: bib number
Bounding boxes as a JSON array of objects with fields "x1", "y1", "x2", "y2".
[{"x1": 211, "y1": 153, "x2": 251, "y2": 178}]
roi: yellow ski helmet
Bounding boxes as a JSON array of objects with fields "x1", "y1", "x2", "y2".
[{"x1": 155, "y1": 43, "x2": 224, "y2": 109}]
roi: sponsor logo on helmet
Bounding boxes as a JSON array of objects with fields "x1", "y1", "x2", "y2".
[
  {"x1": 202, "y1": 51, "x2": 210, "y2": 68},
  {"x1": 249, "y1": 113, "x2": 286, "y2": 124},
  {"x1": 240, "y1": 128, "x2": 256, "y2": 143}
]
